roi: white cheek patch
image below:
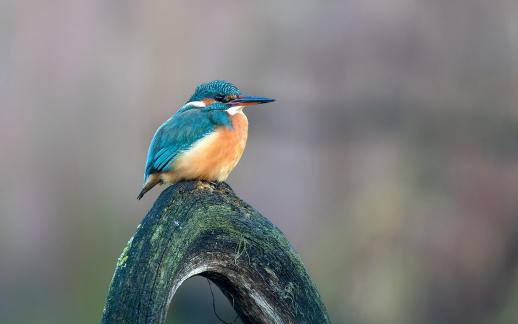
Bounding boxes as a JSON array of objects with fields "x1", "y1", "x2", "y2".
[
  {"x1": 181, "y1": 101, "x2": 206, "y2": 109},
  {"x1": 226, "y1": 106, "x2": 244, "y2": 115}
]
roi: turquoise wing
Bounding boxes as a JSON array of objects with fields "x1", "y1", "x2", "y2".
[{"x1": 144, "y1": 109, "x2": 216, "y2": 180}]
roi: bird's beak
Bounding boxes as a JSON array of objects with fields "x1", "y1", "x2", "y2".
[{"x1": 229, "y1": 95, "x2": 275, "y2": 107}]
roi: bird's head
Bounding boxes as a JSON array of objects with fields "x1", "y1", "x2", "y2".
[{"x1": 179, "y1": 80, "x2": 274, "y2": 114}]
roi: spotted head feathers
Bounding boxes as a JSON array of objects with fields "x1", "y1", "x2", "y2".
[{"x1": 189, "y1": 80, "x2": 241, "y2": 102}]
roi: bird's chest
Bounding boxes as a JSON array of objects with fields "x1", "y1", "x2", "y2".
[
  {"x1": 212, "y1": 112, "x2": 248, "y2": 163},
  {"x1": 172, "y1": 112, "x2": 248, "y2": 181}
]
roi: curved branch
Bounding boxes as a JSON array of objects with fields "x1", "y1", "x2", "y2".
[{"x1": 102, "y1": 181, "x2": 329, "y2": 324}]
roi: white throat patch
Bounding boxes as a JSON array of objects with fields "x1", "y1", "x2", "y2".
[{"x1": 226, "y1": 106, "x2": 244, "y2": 116}]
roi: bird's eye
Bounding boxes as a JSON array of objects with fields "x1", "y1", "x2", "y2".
[{"x1": 215, "y1": 94, "x2": 225, "y2": 102}]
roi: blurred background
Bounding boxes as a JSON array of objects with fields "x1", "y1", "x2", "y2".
[{"x1": 1, "y1": 0, "x2": 518, "y2": 323}]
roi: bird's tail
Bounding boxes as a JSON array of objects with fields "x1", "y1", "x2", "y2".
[{"x1": 137, "y1": 175, "x2": 160, "y2": 200}]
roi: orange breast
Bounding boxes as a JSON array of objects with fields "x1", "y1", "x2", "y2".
[{"x1": 160, "y1": 112, "x2": 249, "y2": 183}]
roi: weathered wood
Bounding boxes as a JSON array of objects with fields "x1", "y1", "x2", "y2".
[{"x1": 102, "y1": 181, "x2": 329, "y2": 324}]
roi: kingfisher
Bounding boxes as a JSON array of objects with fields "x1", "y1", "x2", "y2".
[{"x1": 137, "y1": 80, "x2": 274, "y2": 199}]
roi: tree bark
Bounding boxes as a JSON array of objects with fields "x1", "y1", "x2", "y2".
[{"x1": 102, "y1": 181, "x2": 330, "y2": 324}]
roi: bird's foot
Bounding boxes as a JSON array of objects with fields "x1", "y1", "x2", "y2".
[{"x1": 196, "y1": 180, "x2": 215, "y2": 191}]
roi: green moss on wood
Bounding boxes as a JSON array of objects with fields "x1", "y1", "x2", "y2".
[{"x1": 102, "y1": 181, "x2": 329, "y2": 324}]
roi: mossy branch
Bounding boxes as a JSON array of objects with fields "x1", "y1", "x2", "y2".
[{"x1": 102, "y1": 181, "x2": 329, "y2": 324}]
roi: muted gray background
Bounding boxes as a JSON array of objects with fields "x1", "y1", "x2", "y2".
[{"x1": 1, "y1": 0, "x2": 518, "y2": 323}]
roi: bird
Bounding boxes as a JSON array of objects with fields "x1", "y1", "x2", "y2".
[{"x1": 137, "y1": 80, "x2": 274, "y2": 199}]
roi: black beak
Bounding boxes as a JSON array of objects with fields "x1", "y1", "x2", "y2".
[{"x1": 229, "y1": 96, "x2": 275, "y2": 107}]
